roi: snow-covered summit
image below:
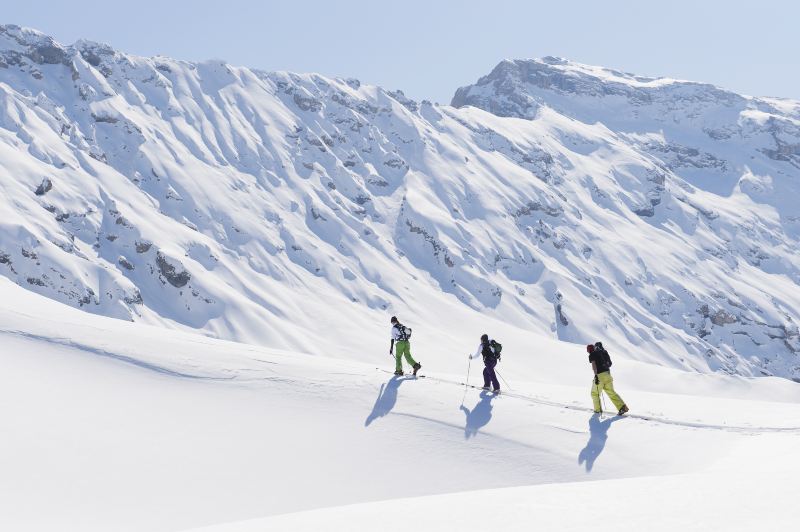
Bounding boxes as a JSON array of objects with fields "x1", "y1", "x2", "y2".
[
  {"x1": 2, "y1": 28, "x2": 800, "y2": 379},
  {"x1": 453, "y1": 57, "x2": 800, "y2": 176},
  {"x1": 0, "y1": 24, "x2": 76, "y2": 66},
  {"x1": 453, "y1": 57, "x2": 800, "y2": 175},
  {"x1": 452, "y1": 56, "x2": 775, "y2": 118}
]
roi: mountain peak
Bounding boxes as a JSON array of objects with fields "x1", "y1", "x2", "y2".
[
  {"x1": 0, "y1": 24, "x2": 52, "y2": 46},
  {"x1": 451, "y1": 57, "x2": 744, "y2": 119},
  {"x1": 0, "y1": 24, "x2": 75, "y2": 67}
]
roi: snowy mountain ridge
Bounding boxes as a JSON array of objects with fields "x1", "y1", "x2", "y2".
[
  {"x1": 2, "y1": 24, "x2": 800, "y2": 379},
  {"x1": 453, "y1": 55, "x2": 800, "y2": 120}
]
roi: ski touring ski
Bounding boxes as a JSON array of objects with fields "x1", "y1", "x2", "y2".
[
  {"x1": 373, "y1": 368, "x2": 800, "y2": 433},
  {"x1": 377, "y1": 368, "x2": 426, "y2": 379}
]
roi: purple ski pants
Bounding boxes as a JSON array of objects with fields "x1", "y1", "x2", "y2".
[{"x1": 483, "y1": 357, "x2": 500, "y2": 390}]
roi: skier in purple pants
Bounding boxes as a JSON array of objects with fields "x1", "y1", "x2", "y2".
[{"x1": 469, "y1": 334, "x2": 502, "y2": 393}]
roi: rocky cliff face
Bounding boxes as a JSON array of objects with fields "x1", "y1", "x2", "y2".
[{"x1": 1, "y1": 25, "x2": 799, "y2": 378}]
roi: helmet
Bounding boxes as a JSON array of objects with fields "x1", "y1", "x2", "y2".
[
  {"x1": 390, "y1": 316, "x2": 398, "y2": 323},
  {"x1": 480, "y1": 334, "x2": 489, "y2": 342},
  {"x1": 586, "y1": 344, "x2": 595, "y2": 353}
]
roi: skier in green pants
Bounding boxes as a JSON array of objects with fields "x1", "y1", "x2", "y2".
[
  {"x1": 587, "y1": 342, "x2": 629, "y2": 415},
  {"x1": 389, "y1": 316, "x2": 421, "y2": 376}
]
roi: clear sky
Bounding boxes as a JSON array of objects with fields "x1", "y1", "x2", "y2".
[{"x1": 4, "y1": 0, "x2": 798, "y2": 104}]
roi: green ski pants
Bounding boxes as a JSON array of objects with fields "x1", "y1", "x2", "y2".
[
  {"x1": 394, "y1": 340, "x2": 417, "y2": 372},
  {"x1": 591, "y1": 371, "x2": 626, "y2": 413}
]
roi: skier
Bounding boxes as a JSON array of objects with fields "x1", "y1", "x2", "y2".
[
  {"x1": 469, "y1": 334, "x2": 501, "y2": 393},
  {"x1": 389, "y1": 316, "x2": 421, "y2": 376},
  {"x1": 587, "y1": 342, "x2": 629, "y2": 415}
]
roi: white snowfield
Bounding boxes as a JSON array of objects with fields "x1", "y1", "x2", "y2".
[
  {"x1": 2, "y1": 26, "x2": 800, "y2": 380},
  {"x1": 1, "y1": 278, "x2": 799, "y2": 531},
  {"x1": 2, "y1": 24, "x2": 800, "y2": 531}
]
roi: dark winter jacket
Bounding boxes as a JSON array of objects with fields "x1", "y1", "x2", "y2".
[
  {"x1": 471, "y1": 340, "x2": 498, "y2": 364},
  {"x1": 589, "y1": 348, "x2": 612, "y2": 374}
]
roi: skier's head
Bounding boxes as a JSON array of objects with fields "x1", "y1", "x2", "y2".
[
  {"x1": 481, "y1": 333, "x2": 489, "y2": 343},
  {"x1": 586, "y1": 344, "x2": 595, "y2": 353},
  {"x1": 390, "y1": 316, "x2": 398, "y2": 324}
]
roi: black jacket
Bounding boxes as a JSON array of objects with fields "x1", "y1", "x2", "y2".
[{"x1": 589, "y1": 348, "x2": 612, "y2": 374}]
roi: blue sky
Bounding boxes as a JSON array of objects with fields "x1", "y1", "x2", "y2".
[{"x1": 4, "y1": 0, "x2": 798, "y2": 103}]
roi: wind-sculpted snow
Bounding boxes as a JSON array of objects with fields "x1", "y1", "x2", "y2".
[
  {"x1": 1, "y1": 25, "x2": 800, "y2": 378},
  {"x1": 454, "y1": 57, "x2": 800, "y2": 378},
  {"x1": 4, "y1": 276, "x2": 800, "y2": 531}
]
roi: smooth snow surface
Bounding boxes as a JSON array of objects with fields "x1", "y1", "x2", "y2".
[
  {"x1": 190, "y1": 462, "x2": 799, "y2": 532},
  {"x1": 1, "y1": 278, "x2": 799, "y2": 531}
]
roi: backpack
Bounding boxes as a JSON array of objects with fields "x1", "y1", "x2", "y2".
[
  {"x1": 490, "y1": 339, "x2": 503, "y2": 360},
  {"x1": 594, "y1": 341, "x2": 612, "y2": 368},
  {"x1": 395, "y1": 323, "x2": 412, "y2": 341}
]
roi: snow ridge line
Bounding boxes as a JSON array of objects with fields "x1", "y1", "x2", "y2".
[
  {"x1": 0, "y1": 329, "x2": 232, "y2": 380},
  {"x1": 376, "y1": 368, "x2": 800, "y2": 433}
]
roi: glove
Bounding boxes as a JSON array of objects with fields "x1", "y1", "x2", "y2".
[{"x1": 593, "y1": 375, "x2": 599, "y2": 385}]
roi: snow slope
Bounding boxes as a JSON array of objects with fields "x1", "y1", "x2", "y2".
[
  {"x1": 2, "y1": 26, "x2": 800, "y2": 379},
  {"x1": 2, "y1": 277, "x2": 799, "y2": 531},
  {"x1": 3, "y1": 22, "x2": 800, "y2": 532},
  {"x1": 190, "y1": 450, "x2": 800, "y2": 532}
]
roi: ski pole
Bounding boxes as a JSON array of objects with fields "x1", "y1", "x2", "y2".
[
  {"x1": 598, "y1": 382, "x2": 606, "y2": 416},
  {"x1": 461, "y1": 356, "x2": 472, "y2": 406},
  {"x1": 496, "y1": 368, "x2": 513, "y2": 391}
]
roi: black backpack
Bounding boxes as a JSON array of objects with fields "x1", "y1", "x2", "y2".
[
  {"x1": 395, "y1": 323, "x2": 412, "y2": 341},
  {"x1": 594, "y1": 341, "x2": 612, "y2": 368},
  {"x1": 490, "y1": 339, "x2": 503, "y2": 360}
]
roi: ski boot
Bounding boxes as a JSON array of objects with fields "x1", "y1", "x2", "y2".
[
  {"x1": 618, "y1": 405, "x2": 629, "y2": 416},
  {"x1": 492, "y1": 388, "x2": 501, "y2": 395},
  {"x1": 412, "y1": 362, "x2": 421, "y2": 376},
  {"x1": 394, "y1": 370, "x2": 404, "y2": 376}
]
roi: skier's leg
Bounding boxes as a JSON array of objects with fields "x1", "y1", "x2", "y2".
[
  {"x1": 599, "y1": 372, "x2": 626, "y2": 411},
  {"x1": 482, "y1": 364, "x2": 491, "y2": 388},
  {"x1": 394, "y1": 345, "x2": 403, "y2": 373},
  {"x1": 487, "y1": 359, "x2": 500, "y2": 390},
  {"x1": 402, "y1": 341, "x2": 418, "y2": 367},
  {"x1": 591, "y1": 381, "x2": 602, "y2": 412}
]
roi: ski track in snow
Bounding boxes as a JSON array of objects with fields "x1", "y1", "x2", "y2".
[
  {"x1": 2, "y1": 26, "x2": 800, "y2": 531},
  {"x1": 377, "y1": 368, "x2": 800, "y2": 433},
  {"x1": 2, "y1": 279, "x2": 800, "y2": 531}
]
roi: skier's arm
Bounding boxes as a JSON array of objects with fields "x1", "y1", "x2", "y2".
[
  {"x1": 469, "y1": 345, "x2": 481, "y2": 359},
  {"x1": 389, "y1": 338, "x2": 395, "y2": 354},
  {"x1": 591, "y1": 360, "x2": 599, "y2": 384}
]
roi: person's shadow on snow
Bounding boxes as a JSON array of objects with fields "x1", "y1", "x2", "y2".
[
  {"x1": 460, "y1": 390, "x2": 497, "y2": 439},
  {"x1": 365, "y1": 376, "x2": 406, "y2": 427},
  {"x1": 578, "y1": 413, "x2": 622, "y2": 472}
]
